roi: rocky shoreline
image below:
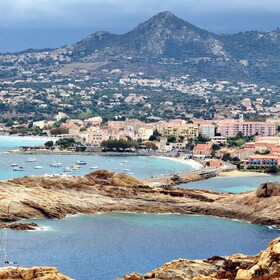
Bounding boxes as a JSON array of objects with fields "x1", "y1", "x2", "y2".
[
  {"x1": 0, "y1": 222, "x2": 38, "y2": 230},
  {"x1": 119, "y1": 237, "x2": 280, "y2": 280},
  {"x1": 0, "y1": 267, "x2": 72, "y2": 280},
  {"x1": 0, "y1": 170, "x2": 279, "y2": 228}
]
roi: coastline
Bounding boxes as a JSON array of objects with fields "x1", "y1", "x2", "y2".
[
  {"x1": 153, "y1": 155, "x2": 203, "y2": 170},
  {"x1": 0, "y1": 170, "x2": 279, "y2": 227},
  {"x1": 219, "y1": 169, "x2": 272, "y2": 177}
]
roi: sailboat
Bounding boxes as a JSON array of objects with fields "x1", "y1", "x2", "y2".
[{"x1": 0, "y1": 227, "x2": 17, "y2": 268}]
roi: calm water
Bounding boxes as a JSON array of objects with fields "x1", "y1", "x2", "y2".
[
  {"x1": 180, "y1": 175, "x2": 280, "y2": 193},
  {"x1": 3, "y1": 213, "x2": 279, "y2": 280},
  {"x1": 1, "y1": 137, "x2": 279, "y2": 280}
]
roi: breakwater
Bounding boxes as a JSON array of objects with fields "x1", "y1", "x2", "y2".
[{"x1": 141, "y1": 168, "x2": 219, "y2": 187}]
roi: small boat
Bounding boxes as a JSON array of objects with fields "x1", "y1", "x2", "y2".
[
  {"x1": 26, "y1": 157, "x2": 36, "y2": 162},
  {"x1": 64, "y1": 167, "x2": 72, "y2": 172},
  {"x1": 90, "y1": 166, "x2": 98, "y2": 169},
  {"x1": 128, "y1": 172, "x2": 134, "y2": 175},
  {"x1": 120, "y1": 160, "x2": 128, "y2": 163},
  {"x1": 50, "y1": 162, "x2": 62, "y2": 167},
  {"x1": 123, "y1": 168, "x2": 130, "y2": 171},
  {"x1": 75, "y1": 160, "x2": 87, "y2": 165},
  {"x1": 11, "y1": 163, "x2": 17, "y2": 167},
  {"x1": 34, "y1": 166, "x2": 43, "y2": 169},
  {"x1": 71, "y1": 165, "x2": 81, "y2": 170},
  {"x1": 13, "y1": 166, "x2": 24, "y2": 171}
]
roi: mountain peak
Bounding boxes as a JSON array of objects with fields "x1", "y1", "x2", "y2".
[
  {"x1": 147, "y1": 11, "x2": 185, "y2": 25},
  {"x1": 154, "y1": 11, "x2": 177, "y2": 19}
]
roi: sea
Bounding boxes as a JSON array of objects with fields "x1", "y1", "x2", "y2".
[{"x1": 0, "y1": 136, "x2": 279, "y2": 280}]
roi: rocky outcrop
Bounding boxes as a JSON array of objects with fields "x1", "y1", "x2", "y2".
[
  {"x1": 0, "y1": 170, "x2": 279, "y2": 227},
  {"x1": 256, "y1": 181, "x2": 280, "y2": 197},
  {"x1": 0, "y1": 222, "x2": 38, "y2": 230},
  {"x1": 119, "y1": 237, "x2": 280, "y2": 280},
  {"x1": 0, "y1": 267, "x2": 72, "y2": 280}
]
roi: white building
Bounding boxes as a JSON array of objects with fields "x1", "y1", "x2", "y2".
[{"x1": 199, "y1": 124, "x2": 215, "y2": 139}]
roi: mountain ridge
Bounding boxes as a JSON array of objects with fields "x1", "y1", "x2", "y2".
[{"x1": 1, "y1": 11, "x2": 280, "y2": 84}]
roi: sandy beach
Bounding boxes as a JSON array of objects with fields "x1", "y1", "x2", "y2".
[
  {"x1": 154, "y1": 156, "x2": 203, "y2": 169},
  {"x1": 219, "y1": 169, "x2": 272, "y2": 177}
]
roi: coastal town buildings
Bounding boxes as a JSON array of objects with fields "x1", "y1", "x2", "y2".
[{"x1": 216, "y1": 121, "x2": 276, "y2": 138}]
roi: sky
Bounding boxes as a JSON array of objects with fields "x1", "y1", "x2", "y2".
[
  {"x1": 0, "y1": 0, "x2": 280, "y2": 33},
  {"x1": 0, "y1": 0, "x2": 279, "y2": 52}
]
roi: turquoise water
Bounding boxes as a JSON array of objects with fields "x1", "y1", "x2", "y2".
[
  {"x1": 4, "y1": 213, "x2": 280, "y2": 280},
  {"x1": 1, "y1": 137, "x2": 279, "y2": 280},
  {"x1": 180, "y1": 175, "x2": 280, "y2": 193},
  {"x1": 0, "y1": 136, "x2": 192, "y2": 180},
  {"x1": 0, "y1": 136, "x2": 50, "y2": 152}
]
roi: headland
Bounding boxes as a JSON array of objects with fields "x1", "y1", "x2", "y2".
[{"x1": 0, "y1": 170, "x2": 279, "y2": 228}]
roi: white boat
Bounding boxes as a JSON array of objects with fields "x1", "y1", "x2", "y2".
[
  {"x1": 123, "y1": 168, "x2": 130, "y2": 171},
  {"x1": 10, "y1": 163, "x2": 17, "y2": 167},
  {"x1": 1, "y1": 225, "x2": 17, "y2": 268},
  {"x1": 34, "y1": 166, "x2": 43, "y2": 169},
  {"x1": 90, "y1": 166, "x2": 99, "y2": 169},
  {"x1": 64, "y1": 167, "x2": 72, "y2": 172},
  {"x1": 50, "y1": 162, "x2": 62, "y2": 167},
  {"x1": 26, "y1": 157, "x2": 36, "y2": 162},
  {"x1": 76, "y1": 160, "x2": 87, "y2": 165},
  {"x1": 13, "y1": 166, "x2": 23, "y2": 171},
  {"x1": 71, "y1": 165, "x2": 81, "y2": 170},
  {"x1": 120, "y1": 160, "x2": 128, "y2": 163}
]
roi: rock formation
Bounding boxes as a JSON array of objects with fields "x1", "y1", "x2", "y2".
[
  {"x1": 0, "y1": 222, "x2": 38, "y2": 230},
  {"x1": 257, "y1": 181, "x2": 280, "y2": 197},
  {"x1": 0, "y1": 266, "x2": 72, "y2": 280},
  {"x1": 119, "y1": 237, "x2": 280, "y2": 280},
  {"x1": 0, "y1": 170, "x2": 279, "y2": 228}
]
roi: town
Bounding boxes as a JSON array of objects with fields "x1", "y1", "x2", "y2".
[{"x1": 1, "y1": 44, "x2": 280, "y2": 173}]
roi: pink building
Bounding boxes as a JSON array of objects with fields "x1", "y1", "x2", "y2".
[{"x1": 216, "y1": 121, "x2": 276, "y2": 138}]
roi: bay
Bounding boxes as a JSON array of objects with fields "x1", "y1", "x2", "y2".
[
  {"x1": 5, "y1": 213, "x2": 280, "y2": 280},
  {"x1": 0, "y1": 136, "x2": 192, "y2": 180},
  {"x1": 1, "y1": 136, "x2": 279, "y2": 280}
]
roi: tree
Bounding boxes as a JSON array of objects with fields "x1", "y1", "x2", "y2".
[
  {"x1": 149, "y1": 135, "x2": 157, "y2": 141},
  {"x1": 267, "y1": 165, "x2": 279, "y2": 173},
  {"x1": 100, "y1": 139, "x2": 139, "y2": 151},
  {"x1": 236, "y1": 131, "x2": 244, "y2": 139},
  {"x1": 44, "y1": 140, "x2": 54, "y2": 148},
  {"x1": 212, "y1": 144, "x2": 220, "y2": 151},
  {"x1": 50, "y1": 127, "x2": 69, "y2": 135},
  {"x1": 179, "y1": 135, "x2": 185, "y2": 141},
  {"x1": 144, "y1": 142, "x2": 158, "y2": 151},
  {"x1": 153, "y1": 129, "x2": 161, "y2": 137},
  {"x1": 167, "y1": 134, "x2": 176, "y2": 143},
  {"x1": 222, "y1": 153, "x2": 231, "y2": 161},
  {"x1": 197, "y1": 135, "x2": 210, "y2": 143},
  {"x1": 55, "y1": 138, "x2": 75, "y2": 149}
]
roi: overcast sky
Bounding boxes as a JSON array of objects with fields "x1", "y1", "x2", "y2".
[{"x1": 0, "y1": 0, "x2": 280, "y2": 33}]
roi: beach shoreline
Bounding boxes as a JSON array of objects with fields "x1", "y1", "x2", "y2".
[
  {"x1": 219, "y1": 169, "x2": 272, "y2": 177},
  {"x1": 153, "y1": 155, "x2": 203, "y2": 170}
]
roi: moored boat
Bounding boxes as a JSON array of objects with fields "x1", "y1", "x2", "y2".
[
  {"x1": 50, "y1": 162, "x2": 62, "y2": 167},
  {"x1": 76, "y1": 160, "x2": 87, "y2": 165},
  {"x1": 34, "y1": 166, "x2": 43, "y2": 169},
  {"x1": 90, "y1": 166, "x2": 99, "y2": 169},
  {"x1": 26, "y1": 157, "x2": 36, "y2": 162},
  {"x1": 12, "y1": 166, "x2": 23, "y2": 171}
]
